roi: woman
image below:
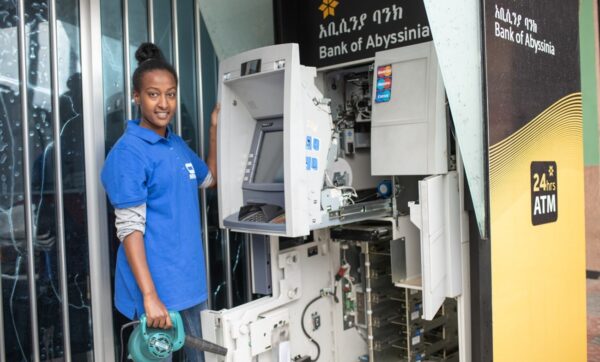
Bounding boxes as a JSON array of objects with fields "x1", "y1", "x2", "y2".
[{"x1": 101, "y1": 42, "x2": 218, "y2": 361}]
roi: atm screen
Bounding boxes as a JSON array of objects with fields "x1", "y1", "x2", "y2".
[{"x1": 253, "y1": 130, "x2": 284, "y2": 184}]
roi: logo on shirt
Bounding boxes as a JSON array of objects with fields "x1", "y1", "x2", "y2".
[{"x1": 185, "y1": 163, "x2": 196, "y2": 179}]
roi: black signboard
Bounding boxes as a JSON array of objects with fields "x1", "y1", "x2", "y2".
[
  {"x1": 274, "y1": 0, "x2": 431, "y2": 68},
  {"x1": 484, "y1": 1, "x2": 580, "y2": 145},
  {"x1": 485, "y1": 0, "x2": 584, "y2": 357},
  {"x1": 530, "y1": 161, "x2": 558, "y2": 225}
]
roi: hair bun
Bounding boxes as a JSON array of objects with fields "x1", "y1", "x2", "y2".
[{"x1": 135, "y1": 43, "x2": 164, "y2": 65}]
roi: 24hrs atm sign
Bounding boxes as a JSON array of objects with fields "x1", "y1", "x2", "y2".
[{"x1": 531, "y1": 161, "x2": 558, "y2": 225}]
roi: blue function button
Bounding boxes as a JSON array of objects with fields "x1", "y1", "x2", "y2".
[
  {"x1": 306, "y1": 156, "x2": 312, "y2": 170},
  {"x1": 306, "y1": 136, "x2": 312, "y2": 150},
  {"x1": 311, "y1": 157, "x2": 318, "y2": 170},
  {"x1": 313, "y1": 138, "x2": 320, "y2": 151}
]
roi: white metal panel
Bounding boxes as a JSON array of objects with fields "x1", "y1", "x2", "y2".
[
  {"x1": 418, "y1": 175, "x2": 447, "y2": 320},
  {"x1": 218, "y1": 44, "x2": 334, "y2": 237},
  {"x1": 455, "y1": 149, "x2": 471, "y2": 362},
  {"x1": 409, "y1": 171, "x2": 462, "y2": 320},
  {"x1": 371, "y1": 42, "x2": 447, "y2": 176},
  {"x1": 225, "y1": 70, "x2": 285, "y2": 120},
  {"x1": 371, "y1": 123, "x2": 428, "y2": 175},
  {"x1": 249, "y1": 309, "x2": 290, "y2": 356},
  {"x1": 201, "y1": 235, "x2": 348, "y2": 362},
  {"x1": 392, "y1": 215, "x2": 422, "y2": 284},
  {"x1": 458, "y1": 241, "x2": 472, "y2": 362},
  {"x1": 371, "y1": 58, "x2": 428, "y2": 127},
  {"x1": 445, "y1": 171, "x2": 462, "y2": 297}
]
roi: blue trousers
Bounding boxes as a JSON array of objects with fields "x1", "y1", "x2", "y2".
[{"x1": 164, "y1": 301, "x2": 207, "y2": 362}]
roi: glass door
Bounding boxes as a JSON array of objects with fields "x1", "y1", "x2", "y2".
[
  {"x1": 0, "y1": 0, "x2": 252, "y2": 360},
  {"x1": 0, "y1": 0, "x2": 94, "y2": 360}
]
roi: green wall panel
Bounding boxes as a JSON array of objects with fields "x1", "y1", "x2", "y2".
[{"x1": 581, "y1": 0, "x2": 600, "y2": 166}]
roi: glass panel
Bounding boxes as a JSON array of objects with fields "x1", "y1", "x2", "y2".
[
  {"x1": 128, "y1": 0, "x2": 147, "y2": 118},
  {"x1": 177, "y1": 0, "x2": 198, "y2": 150},
  {"x1": 128, "y1": 0, "x2": 148, "y2": 66},
  {"x1": 25, "y1": 1, "x2": 69, "y2": 360},
  {"x1": 100, "y1": 0, "x2": 126, "y2": 360},
  {"x1": 0, "y1": 1, "x2": 32, "y2": 360},
  {"x1": 56, "y1": 0, "x2": 94, "y2": 359},
  {"x1": 101, "y1": 0, "x2": 125, "y2": 153},
  {"x1": 153, "y1": 0, "x2": 172, "y2": 64},
  {"x1": 229, "y1": 232, "x2": 250, "y2": 306},
  {"x1": 197, "y1": 13, "x2": 226, "y2": 308}
]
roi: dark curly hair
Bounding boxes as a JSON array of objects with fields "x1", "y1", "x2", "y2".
[{"x1": 132, "y1": 42, "x2": 178, "y2": 92}]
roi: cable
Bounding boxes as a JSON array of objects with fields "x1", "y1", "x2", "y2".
[
  {"x1": 213, "y1": 242, "x2": 244, "y2": 299},
  {"x1": 332, "y1": 284, "x2": 339, "y2": 304},
  {"x1": 354, "y1": 192, "x2": 378, "y2": 203},
  {"x1": 9, "y1": 255, "x2": 27, "y2": 362},
  {"x1": 120, "y1": 320, "x2": 140, "y2": 362},
  {"x1": 301, "y1": 295, "x2": 323, "y2": 361}
]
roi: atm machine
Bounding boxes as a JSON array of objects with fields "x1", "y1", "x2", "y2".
[{"x1": 201, "y1": 43, "x2": 469, "y2": 362}]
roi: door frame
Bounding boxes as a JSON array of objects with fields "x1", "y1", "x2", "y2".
[{"x1": 80, "y1": 0, "x2": 116, "y2": 360}]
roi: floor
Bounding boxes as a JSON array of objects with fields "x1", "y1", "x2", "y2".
[{"x1": 590, "y1": 276, "x2": 600, "y2": 361}]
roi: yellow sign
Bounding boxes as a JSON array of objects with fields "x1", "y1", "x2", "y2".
[{"x1": 489, "y1": 93, "x2": 586, "y2": 361}]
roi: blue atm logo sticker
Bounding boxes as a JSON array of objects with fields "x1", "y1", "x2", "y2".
[
  {"x1": 376, "y1": 90, "x2": 391, "y2": 103},
  {"x1": 376, "y1": 77, "x2": 392, "y2": 90},
  {"x1": 376, "y1": 64, "x2": 392, "y2": 103}
]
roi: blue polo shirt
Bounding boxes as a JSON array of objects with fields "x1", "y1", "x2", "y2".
[{"x1": 101, "y1": 120, "x2": 209, "y2": 319}]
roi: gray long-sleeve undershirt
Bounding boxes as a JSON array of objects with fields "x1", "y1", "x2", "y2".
[{"x1": 115, "y1": 170, "x2": 213, "y2": 241}]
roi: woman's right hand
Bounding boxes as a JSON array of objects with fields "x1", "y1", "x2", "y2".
[{"x1": 143, "y1": 292, "x2": 173, "y2": 329}]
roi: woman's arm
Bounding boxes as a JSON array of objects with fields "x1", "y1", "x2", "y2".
[
  {"x1": 123, "y1": 230, "x2": 172, "y2": 328},
  {"x1": 205, "y1": 103, "x2": 220, "y2": 188}
]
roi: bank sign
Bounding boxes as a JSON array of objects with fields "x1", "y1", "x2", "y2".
[
  {"x1": 282, "y1": 0, "x2": 432, "y2": 68},
  {"x1": 485, "y1": 0, "x2": 585, "y2": 360}
]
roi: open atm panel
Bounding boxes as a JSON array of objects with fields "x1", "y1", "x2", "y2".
[
  {"x1": 217, "y1": 44, "x2": 332, "y2": 237},
  {"x1": 218, "y1": 44, "x2": 395, "y2": 238},
  {"x1": 371, "y1": 42, "x2": 448, "y2": 176}
]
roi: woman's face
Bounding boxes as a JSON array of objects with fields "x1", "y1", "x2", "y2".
[{"x1": 133, "y1": 69, "x2": 177, "y2": 136}]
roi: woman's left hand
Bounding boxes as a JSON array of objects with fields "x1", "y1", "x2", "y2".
[{"x1": 211, "y1": 103, "x2": 220, "y2": 128}]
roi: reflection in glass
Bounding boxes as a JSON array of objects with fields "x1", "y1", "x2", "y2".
[
  {"x1": 100, "y1": 0, "x2": 126, "y2": 360},
  {"x1": 177, "y1": 0, "x2": 198, "y2": 151},
  {"x1": 197, "y1": 14, "x2": 229, "y2": 309},
  {"x1": 0, "y1": 0, "x2": 93, "y2": 360},
  {"x1": 153, "y1": 0, "x2": 173, "y2": 64},
  {"x1": 27, "y1": 2, "x2": 68, "y2": 361},
  {"x1": 0, "y1": 1, "x2": 32, "y2": 359},
  {"x1": 0, "y1": 0, "x2": 50, "y2": 359},
  {"x1": 101, "y1": 0, "x2": 126, "y2": 153},
  {"x1": 57, "y1": 0, "x2": 94, "y2": 359},
  {"x1": 128, "y1": 0, "x2": 148, "y2": 118}
]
